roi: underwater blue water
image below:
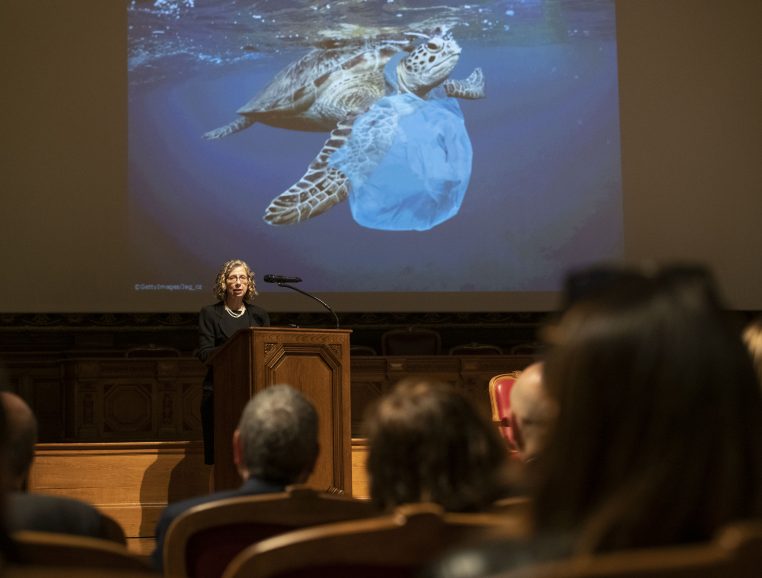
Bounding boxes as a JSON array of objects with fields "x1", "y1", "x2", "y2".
[{"x1": 128, "y1": 0, "x2": 623, "y2": 292}]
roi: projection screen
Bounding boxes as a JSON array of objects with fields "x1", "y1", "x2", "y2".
[{"x1": 1, "y1": 0, "x2": 760, "y2": 313}]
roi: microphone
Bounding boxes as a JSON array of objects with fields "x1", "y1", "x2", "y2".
[
  {"x1": 263, "y1": 274, "x2": 303, "y2": 284},
  {"x1": 265, "y1": 274, "x2": 340, "y2": 328}
]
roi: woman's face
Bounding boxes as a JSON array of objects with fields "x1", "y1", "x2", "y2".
[{"x1": 225, "y1": 265, "x2": 250, "y2": 300}]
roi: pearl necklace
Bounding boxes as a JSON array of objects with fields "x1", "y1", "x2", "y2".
[{"x1": 224, "y1": 304, "x2": 246, "y2": 319}]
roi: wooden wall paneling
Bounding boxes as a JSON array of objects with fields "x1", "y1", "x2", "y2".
[
  {"x1": 7, "y1": 353, "x2": 536, "y2": 443},
  {"x1": 2, "y1": 355, "x2": 64, "y2": 441},
  {"x1": 349, "y1": 355, "x2": 536, "y2": 431},
  {"x1": 29, "y1": 442, "x2": 212, "y2": 556},
  {"x1": 59, "y1": 358, "x2": 206, "y2": 442},
  {"x1": 351, "y1": 438, "x2": 369, "y2": 499},
  {"x1": 28, "y1": 440, "x2": 367, "y2": 555}
]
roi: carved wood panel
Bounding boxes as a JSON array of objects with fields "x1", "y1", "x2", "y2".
[
  {"x1": 4, "y1": 354, "x2": 534, "y2": 442},
  {"x1": 60, "y1": 358, "x2": 207, "y2": 442}
]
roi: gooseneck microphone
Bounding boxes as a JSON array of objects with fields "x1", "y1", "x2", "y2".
[
  {"x1": 264, "y1": 274, "x2": 340, "y2": 329},
  {"x1": 263, "y1": 274, "x2": 303, "y2": 284}
]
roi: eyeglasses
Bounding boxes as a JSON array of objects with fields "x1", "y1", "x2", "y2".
[{"x1": 226, "y1": 275, "x2": 250, "y2": 283}]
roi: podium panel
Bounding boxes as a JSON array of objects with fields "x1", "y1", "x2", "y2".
[{"x1": 211, "y1": 327, "x2": 351, "y2": 493}]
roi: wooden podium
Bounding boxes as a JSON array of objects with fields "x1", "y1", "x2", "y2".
[{"x1": 210, "y1": 327, "x2": 352, "y2": 494}]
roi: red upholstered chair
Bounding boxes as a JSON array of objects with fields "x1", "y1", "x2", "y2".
[
  {"x1": 488, "y1": 371, "x2": 521, "y2": 453},
  {"x1": 163, "y1": 485, "x2": 377, "y2": 578}
]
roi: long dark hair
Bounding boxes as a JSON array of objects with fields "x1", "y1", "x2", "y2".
[
  {"x1": 534, "y1": 265, "x2": 762, "y2": 553},
  {"x1": 365, "y1": 378, "x2": 507, "y2": 513}
]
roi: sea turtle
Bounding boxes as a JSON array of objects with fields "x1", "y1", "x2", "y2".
[{"x1": 203, "y1": 28, "x2": 485, "y2": 225}]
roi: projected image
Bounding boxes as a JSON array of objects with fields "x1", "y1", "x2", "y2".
[
  {"x1": 128, "y1": 0, "x2": 622, "y2": 295},
  {"x1": 204, "y1": 27, "x2": 481, "y2": 231}
]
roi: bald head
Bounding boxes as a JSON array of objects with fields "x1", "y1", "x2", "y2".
[
  {"x1": 0, "y1": 392, "x2": 38, "y2": 490},
  {"x1": 509, "y1": 363, "x2": 557, "y2": 462}
]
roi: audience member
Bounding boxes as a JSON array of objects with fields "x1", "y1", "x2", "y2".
[
  {"x1": 508, "y1": 362, "x2": 557, "y2": 465},
  {"x1": 364, "y1": 377, "x2": 509, "y2": 513},
  {"x1": 151, "y1": 384, "x2": 319, "y2": 570},
  {"x1": 742, "y1": 315, "x2": 762, "y2": 387},
  {"x1": 1, "y1": 392, "x2": 119, "y2": 541},
  {"x1": 534, "y1": 264, "x2": 761, "y2": 554},
  {"x1": 0, "y1": 387, "x2": 14, "y2": 566},
  {"x1": 428, "y1": 263, "x2": 762, "y2": 577}
]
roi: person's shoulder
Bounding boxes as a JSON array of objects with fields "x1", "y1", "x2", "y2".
[
  {"x1": 164, "y1": 487, "x2": 251, "y2": 516},
  {"x1": 6, "y1": 492, "x2": 103, "y2": 537},
  {"x1": 161, "y1": 493, "x2": 218, "y2": 522},
  {"x1": 245, "y1": 302, "x2": 270, "y2": 325},
  {"x1": 200, "y1": 302, "x2": 224, "y2": 317}
]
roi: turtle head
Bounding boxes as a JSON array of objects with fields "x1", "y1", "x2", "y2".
[{"x1": 396, "y1": 29, "x2": 461, "y2": 97}]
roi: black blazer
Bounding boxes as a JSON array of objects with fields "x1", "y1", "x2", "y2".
[{"x1": 197, "y1": 301, "x2": 270, "y2": 388}]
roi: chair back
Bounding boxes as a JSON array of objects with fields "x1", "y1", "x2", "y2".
[
  {"x1": 448, "y1": 342, "x2": 503, "y2": 355},
  {"x1": 496, "y1": 520, "x2": 762, "y2": 578},
  {"x1": 163, "y1": 485, "x2": 377, "y2": 578},
  {"x1": 11, "y1": 530, "x2": 153, "y2": 572},
  {"x1": 381, "y1": 327, "x2": 441, "y2": 356},
  {"x1": 349, "y1": 344, "x2": 377, "y2": 356},
  {"x1": 488, "y1": 372, "x2": 521, "y2": 450},
  {"x1": 125, "y1": 344, "x2": 181, "y2": 357},
  {"x1": 221, "y1": 502, "x2": 524, "y2": 578},
  {"x1": 489, "y1": 496, "x2": 532, "y2": 517}
]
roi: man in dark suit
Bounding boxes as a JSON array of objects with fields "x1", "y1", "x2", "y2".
[
  {"x1": 151, "y1": 384, "x2": 319, "y2": 571},
  {"x1": 1, "y1": 391, "x2": 119, "y2": 540}
]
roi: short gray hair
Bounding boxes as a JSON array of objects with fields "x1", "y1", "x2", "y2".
[{"x1": 238, "y1": 384, "x2": 318, "y2": 484}]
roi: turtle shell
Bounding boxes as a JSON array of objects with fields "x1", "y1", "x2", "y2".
[{"x1": 235, "y1": 41, "x2": 407, "y2": 131}]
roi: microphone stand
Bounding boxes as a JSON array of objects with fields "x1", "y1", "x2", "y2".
[{"x1": 277, "y1": 282, "x2": 340, "y2": 329}]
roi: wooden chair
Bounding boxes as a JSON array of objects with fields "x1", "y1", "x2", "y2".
[
  {"x1": 509, "y1": 342, "x2": 544, "y2": 355},
  {"x1": 221, "y1": 502, "x2": 524, "y2": 578},
  {"x1": 125, "y1": 344, "x2": 181, "y2": 357},
  {"x1": 163, "y1": 485, "x2": 378, "y2": 578},
  {"x1": 488, "y1": 371, "x2": 521, "y2": 451},
  {"x1": 494, "y1": 520, "x2": 762, "y2": 578},
  {"x1": 349, "y1": 344, "x2": 378, "y2": 356},
  {"x1": 10, "y1": 530, "x2": 154, "y2": 573},
  {"x1": 448, "y1": 342, "x2": 504, "y2": 355},
  {"x1": 4, "y1": 568, "x2": 157, "y2": 578},
  {"x1": 489, "y1": 495, "x2": 532, "y2": 517},
  {"x1": 381, "y1": 327, "x2": 442, "y2": 356}
]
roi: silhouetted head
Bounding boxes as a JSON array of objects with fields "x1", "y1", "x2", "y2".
[
  {"x1": 535, "y1": 263, "x2": 762, "y2": 552},
  {"x1": 365, "y1": 377, "x2": 507, "y2": 512},
  {"x1": 235, "y1": 384, "x2": 319, "y2": 485},
  {"x1": 509, "y1": 362, "x2": 557, "y2": 463},
  {"x1": 0, "y1": 392, "x2": 37, "y2": 492}
]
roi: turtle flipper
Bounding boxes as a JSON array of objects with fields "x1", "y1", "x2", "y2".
[
  {"x1": 444, "y1": 68, "x2": 485, "y2": 100},
  {"x1": 203, "y1": 116, "x2": 255, "y2": 140},
  {"x1": 263, "y1": 118, "x2": 355, "y2": 225}
]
